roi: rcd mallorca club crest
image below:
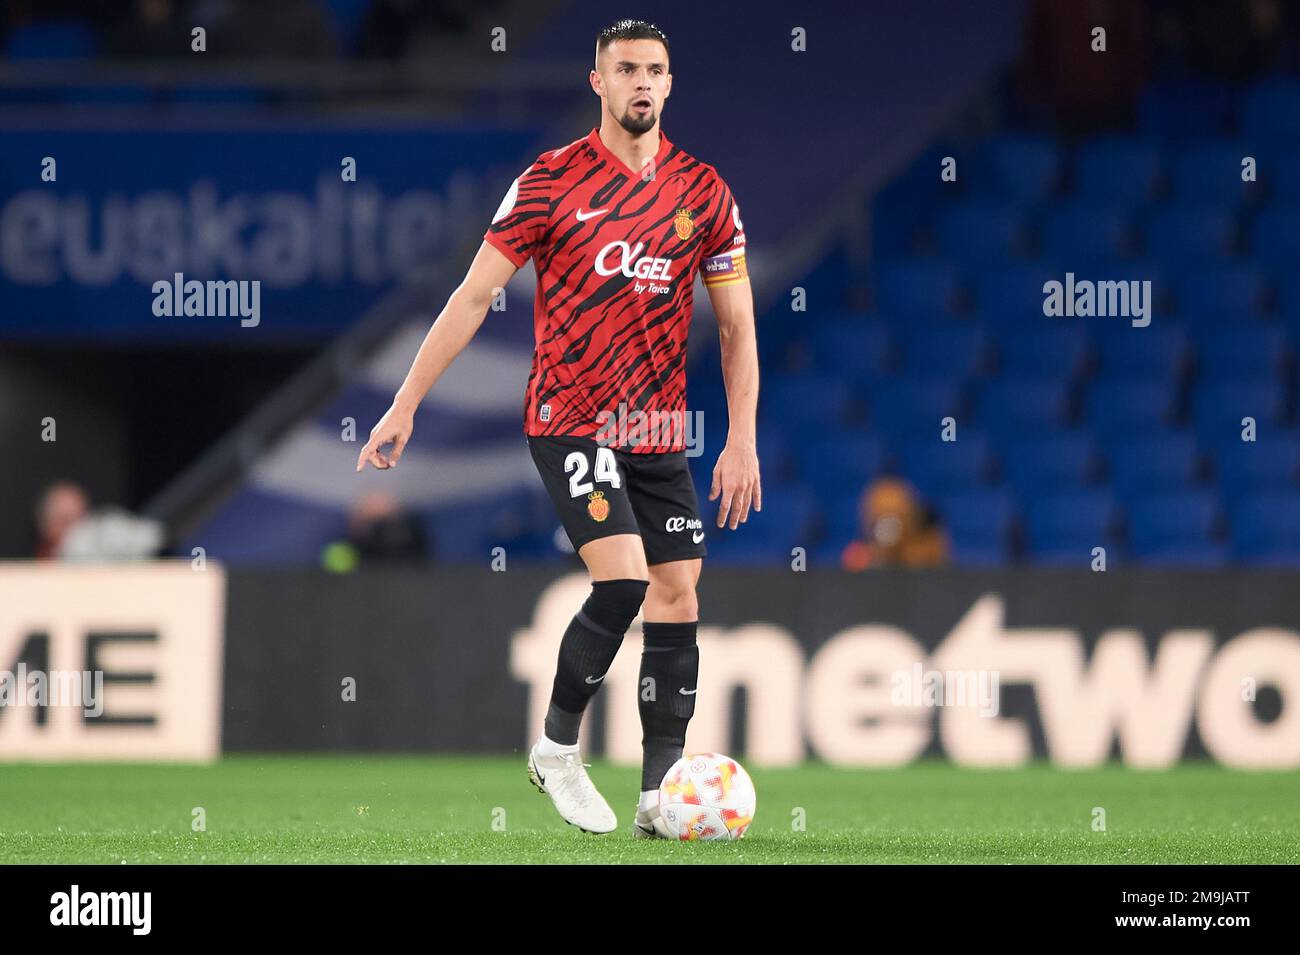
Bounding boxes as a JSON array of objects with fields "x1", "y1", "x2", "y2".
[{"x1": 587, "y1": 490, "x2": 609, "y2": 522}]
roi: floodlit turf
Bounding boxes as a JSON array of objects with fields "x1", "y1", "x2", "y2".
[{"x1": 0, "y1": 756, "x2": 1296, "y2": 864}]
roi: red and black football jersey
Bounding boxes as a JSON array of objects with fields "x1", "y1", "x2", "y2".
[{"x1": 483, "y1": 127, "x2": 747, "y2": 453}]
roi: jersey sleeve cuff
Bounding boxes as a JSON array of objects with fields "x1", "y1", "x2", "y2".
[{"x1": 483, "y1": 230, "x2": 530, "y2": 269}]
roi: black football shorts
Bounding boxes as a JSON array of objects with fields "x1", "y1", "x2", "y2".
[{"x1": 527, "y1": 434, "x2": 707, "y2": 565}]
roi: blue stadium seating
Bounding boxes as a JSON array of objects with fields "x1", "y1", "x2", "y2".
[
  {"x1": 1039, "y1": 202, "x2": 1132, "y2": 263},
  {"x1": 897, "y1": 432, "x2": 995, "y2": 497},
  {"x1": 1002, "y1": 432, "x2": 1098, "y2": 495},
  {"x1": 1105, "y1": 431, "x2": 1203, "y2": 497},
  {"x1": 935, "y1": 489, "x2": 1017, "y2": 565},
  {"x1": 1127, "y1": 490, "x2": 1221, "y2": 564},
  {"x1": 1231, "y1": 494, "x2": 1300, "y2": 565},
  {"x1": 1214, "y1": 435, "x2": 1300, "y2": 494},
  {"x1": 937, "y1": 199, "x2": 1026, "y2": 266},
  {"x1": 867, "y1": 377, "x2": 965, "y2": 441},
  {"x1": 975, "y1": 378, "x2": 1071, "y2": 440},
  {"x1": 1143, "y1": 204, "x2": 1236, "y2": 263},
  {"x1": 995, "y1": 324, "x2": 1091, "y2": 380},
  {"x1": 978, "y1": 135, "x2": 1062, "y2": 206},
  {"x1": 1074, "y1": 139, "x2": 1161, "y2": 203},
  {"x1": 874, "y1": 259, "x2": 961, "y2": 315},
  {"x1": 897, "y1": 319, "x2": 991, "y2": 378},
  {"x1": 1025, "y1": 490, "x2": 1119, "y2": 564}
]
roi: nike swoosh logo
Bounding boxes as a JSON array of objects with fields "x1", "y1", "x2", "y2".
[
  {"x1": 692, "y1": 531, "x2": 705, "y2": 544},
  {"x1": 584, "y1": 673, "x2": 607, "y2": 684},
  {"x1": 576, "y1": 208, "x2": 608, "y2": 221},
  {"x1": 678, "y1": 687, "x2": 698, "y2": 695}
]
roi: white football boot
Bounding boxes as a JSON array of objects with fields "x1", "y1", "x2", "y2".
[
  {"x1": 632, "y1": 789, "x2": 676, "y2": 839},
  {"x1": 526, "y1": 741, "x2": 617, "y2": 834}
]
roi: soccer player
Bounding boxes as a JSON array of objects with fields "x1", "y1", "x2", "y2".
[{"x1": 356, "y1": 19, "x2": 760, "y2": 837}]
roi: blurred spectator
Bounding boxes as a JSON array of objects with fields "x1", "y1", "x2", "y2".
[
  {"x1": 841, "y1": 477, "x2": 949, "y2": 570},
  {"x1": 34, "y1": 481, "x2": 89, "y2": 559},
  {"x1": 1018, "y1": 0, "x2": 1149, "y2": 135},
  {"x1": 1152, "y1": 0, "x2": 1299, "y2": 81},
  {"x1": 34, "y1": 481, "x2": 163, "y2": 560},
  {"x1": 104, "y1": 0, "x2": 195, "y2": 58},
  {"x1": 206, "y1": 0, "x2": 338, "y2": 59},
  {"x1": 321, "y1": 490, "x2": 431, "y2": 571}
]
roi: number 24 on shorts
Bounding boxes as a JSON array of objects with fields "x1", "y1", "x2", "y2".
[{"x1": 564, "y1": 447, "x2": 621, "y2": 498}]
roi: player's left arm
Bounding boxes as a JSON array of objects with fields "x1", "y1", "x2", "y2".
[{"x1": 706, "y1": 272, "x2": 761, "y2": 530}]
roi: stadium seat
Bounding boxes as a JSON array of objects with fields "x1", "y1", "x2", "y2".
[
  {"x1": 1104, "y1": 431, "x2": 1203, "y2": 497},
  {"x1": 1195, "y1": 325, "x2": 1288, "y2": 379},
  {"x1": 934, "y1": 489, "x2": 1017, "y2": 565},
  {"x1": 1138, "y1": 80, "x2": 1233, "y2": 141},
  {"x1": 995, "y1": 324, "x2": 1091, "y2": 380},
  {"x1": 1230, "y1": 493, "x2": 1300, "y2": 565},
  {"x1": 808, "y1": 319, "x2": 893, "y2": 380},
  {"x1": 1167, "y1": 140, "x2": 1252, "y2": 202},
  {"x1": 1241, "y1": 80, "x2": 1300, "y2": 143},
  {"x1": 873, "y1": 259, "x2": 961, "y2": 315},
  {"x1": 974, "y1": 261, "x2": 1064, "y2": 323},
  {"x1": 897, "y1": 432, "x2": 996, "y2": 497},
  {"x1": 975, "y1": 379, "x2": 1072, "y2": 440},
  {"x1": 2, "y1": 20, "x2": 98, "y2": 59},
  {"x1": 1025, "y1": 490, "x2": 1119, "y2": 564},
  {"x1": 1214, "y1": 435, "x2": 1300, "y2": 495},
  {"x1": 798, "y1": 432, "x2": 889, "y2": 488},
  {"x1": 1172, "y1": 263, "x2": 1267, "y2": 319},
  {"x1": 978, "y1": 134, "x2": 1062, "y2": 206},
  {"x1": 1250, "y1": 208, "x2": 1300, "y2": 270},
  {"x1": 1191, "y1": 379, "x2": 1286, "y2": 444},
  {"x1": 1001, "y1": 431, "x2": 1098, "y2": 495},
  {"x1": 867, "y1": 377, "x2": 965, "y2": 442},
  {"x1": 1127, "y1": 490, "x2": 1222, "y2": 562},
  {"x1": 1143, "y1": 204, "x2": 1236, "y2": 264},
  {"x1": 1093, "y1": 324, "x2": 1189, "y2": 380},
  {"x1": 1082, "y1": 379, "x2": 1179, "y2": 438},
  {"x1": 1038, "y1": 202, "x2": 1132, "y2": 263},
  {"x1": 1074, "y1": 138, "x2": 1162, "y2": 204},
  {"x1": 897, "y1": 319, "x2": 991, "y2": 378},
  {"x1": 766, "y1": 376, "x2": 856, "y2": 430},
  {"x1": 937, "y1": 199, "x2": 1026, "y2": 266}
]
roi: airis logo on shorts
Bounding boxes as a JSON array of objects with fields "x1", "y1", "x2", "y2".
[
  {"x1": 587, "y1": 490, "x2": 609, "y2": 522},
  {"x1": 673, "y1": 208, "x2": 695, "y2": 240}
]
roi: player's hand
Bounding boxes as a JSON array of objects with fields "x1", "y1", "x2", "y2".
[
  {"x1": 709, "y1": 440, "x2": 761, "y2": 530},
  {"x1": 356, "y1": 404, "x2": 414, "y2": 472}
]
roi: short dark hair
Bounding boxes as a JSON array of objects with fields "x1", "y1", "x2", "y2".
[{"x1": 596, "y1": 19, "x2": 669, "y2": 59}]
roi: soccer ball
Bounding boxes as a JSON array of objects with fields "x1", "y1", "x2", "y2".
[{"x1": 657, "y1": 752, "x2": 756, "y2": 841}]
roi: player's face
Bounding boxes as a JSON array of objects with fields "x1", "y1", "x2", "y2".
[{"x1": 594, "y1": 39, "x2": 671, "y2": 136}]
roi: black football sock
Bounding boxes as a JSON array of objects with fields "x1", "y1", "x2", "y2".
[
  {"x1": 544, "y1": 578, "x2": 648, "y2": 745},
  {"x1": 638, "y1": 620, "x2": 699, "y2": 791}
]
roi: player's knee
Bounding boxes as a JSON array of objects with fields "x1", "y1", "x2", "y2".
[
  {"x1": 647, "y1": 578, "x2": 698, "y2": 620},
  {"x1": 580, "y1": 577, "x2": 649, "y2": 637}
]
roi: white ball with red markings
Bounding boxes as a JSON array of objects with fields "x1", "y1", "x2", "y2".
[{"x1": 657, "y1": 752, "x2": 756, "y2": 841}]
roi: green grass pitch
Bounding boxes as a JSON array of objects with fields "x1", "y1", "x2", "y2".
[{"x1": 1, "y1": 756, "x2": 1296, "y2": 864}]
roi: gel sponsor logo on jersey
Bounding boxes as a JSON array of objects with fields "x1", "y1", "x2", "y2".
[{"x1": 595, "y1": 240, "x2": 675, "y2": 282}]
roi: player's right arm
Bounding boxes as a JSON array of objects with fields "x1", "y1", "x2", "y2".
[{"x1": 355, "y1": 240, "x2": 518, "y2": 472}]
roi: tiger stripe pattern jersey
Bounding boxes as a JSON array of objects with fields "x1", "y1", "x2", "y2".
[{"x1": 484, "y1": 127, "x2": 747, "y2": 453}]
